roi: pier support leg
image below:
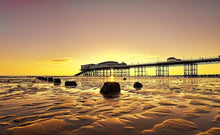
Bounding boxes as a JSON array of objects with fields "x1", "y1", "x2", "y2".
[
  {"x1": 141, "y1": 67, "x2": 143, "y2": 77},
  {"x1": 156, "y1": 66, "x2": 161, "y2": 77},
  {"x1": 156, "y1": 65, "x2": 169, "y2": 77},
  {"x1": 144, "y1": 67, "x2": 146, "y2": 76},
  {"x1": 184, "y1": 63, "x2": 198, "y2": 77},
  {"x1": 138, "y1": 67, "x2": 140, "y2": 77},
  {"x1": 166, "y1": 66, "x2": 169, "y2": 76},
  {"x1": 134, "y1": 68, "x2": 136, "y2": 77},
  {"x1": 128, "y1": 68, "x2": 130, "y2": 77},
  {"x1": 121, "y1": 69, "x2": 123, "y2": 77}
]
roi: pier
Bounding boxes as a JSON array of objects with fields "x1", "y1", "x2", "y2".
[{"x1": 74, "y1": 56, "x2": 220, "y2": 77}]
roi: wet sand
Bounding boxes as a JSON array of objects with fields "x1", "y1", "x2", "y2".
[{"x1": 0, "y1": 77, "x2": 220, "y2": 135}]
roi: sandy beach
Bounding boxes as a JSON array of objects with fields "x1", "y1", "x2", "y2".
[{"x1": 0, "y1": 77, "x2": 220, "y2": 135}]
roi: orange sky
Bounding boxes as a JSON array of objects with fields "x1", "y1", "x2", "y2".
[{"x1": 0, "y1": 0, "x2": 219, "y2": 76}]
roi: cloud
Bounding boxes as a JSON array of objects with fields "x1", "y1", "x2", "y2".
[{"x1": 35, "y1": 57, "x2": 73, "y2": 65}]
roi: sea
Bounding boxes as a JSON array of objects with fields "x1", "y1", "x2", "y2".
[{"x1": 0, "y1": 76, "x2": 220, "y2": 135}]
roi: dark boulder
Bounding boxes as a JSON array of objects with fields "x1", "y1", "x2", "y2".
[
  {"x1": 133, "y1": 82, "x2": 143, "y2": 90},
  {"x1": 54, "y1": 78, "x2": 61, "y2": 85},
  {"x1": 65, "y1": 81, "x2": 77, "y2": 87},
  {"x1": 48, "y1": 77, "x2": 53, "y2": 82},
  {"x1": 100, "y1": 82, "x2": 120, "y2": 98},
  {"x1": 36, "y1": 77, "x2": 44, "y2": 80}
]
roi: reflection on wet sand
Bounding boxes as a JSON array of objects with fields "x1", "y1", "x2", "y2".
[{"x1": 0, "y1": 77, "x2": 220, "y2": 135}]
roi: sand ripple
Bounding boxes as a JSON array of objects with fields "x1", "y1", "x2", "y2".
[
  {"x1": 74, "y1": 118, "x2": 138, "y2": 135},
  {"x1": 142, "y1": 119, "x2": 198, "y2": 135},
  {"x1": 212, "y1": 114, "x2": 220, "y2": 123},
  {"x1": 158, "y1": 100, "x2": 177, "y2": 106},
  {"x1": 184, "y1": 106, "x2": 212, "y2": 113},
  {"x1": 149, "y1": 106, "x2": 173, "y2": 113},
  {"x1": 9, "y1": 119, "x2": 67, "y2": 135},
  {"x1": 143, "y1": 103, "x2": 156, "y2": 110},
  {"x1": 189, "y1": 99, "x2": 208, "y2": 105},
  {"x1": 197, "y1": 127, "x2": 220, "y2": 135},
  {"x1": 48, "y1": 103, "x2": 76, "y2": 110}
]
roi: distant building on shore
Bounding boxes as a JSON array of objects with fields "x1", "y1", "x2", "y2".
[{"x1": 81, "y1": 61, "x2": 127, "y2": 71}]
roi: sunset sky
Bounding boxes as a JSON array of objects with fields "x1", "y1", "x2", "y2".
[{"x1": 0, "y1": 0, "x2": 219, "y2": 76}]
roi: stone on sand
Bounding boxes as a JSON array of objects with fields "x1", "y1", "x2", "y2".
[
  {"x1": 54, "y1": 78, "x2": 61, "y2": 85},
  {"x1": 133, "y1": 82, "x2": 143, "y2": 90},
  {"x1": 65, "y1": 81, "x2": 77, "y2": 87},
  {"x1": 47, "y1": 77, "x2": 53, "y2": 82},
  {"x1": 100, "y1": 82, "x2": 120, "y2": 98}
]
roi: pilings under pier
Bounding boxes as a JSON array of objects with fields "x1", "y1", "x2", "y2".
[
  {"x1": 82, "y1": 68, "x2": 130, "y2": 77},
  {"x1": 156, "y1": 65, "x2": 169, "y2": 77},
  {"x1": 81, "y1": 64, "x2": 199, "y2": 77},
  {"x1": 184, "y1": 63, "x2": 198, "y2": 77},
  {"x1": 134, "y1": 66, "x2": 147, "y2": 77},
  {"x1": 76, "y1": 57, "x2": 220, "y2": 77}
]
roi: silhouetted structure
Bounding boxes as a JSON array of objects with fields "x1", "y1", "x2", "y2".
[
  {"x1": 167, "y1": 57, "x2": 181, "y2": 62},
  {"x1": 48, "y1": 77, "x2": 53, "y2": 82},
  {"x1": 36, "y1": 77, "x2": 44, "y2": 80},
  {"x1": 65, "y1": 81, "x2": 77, "y2": 87},
  {"x1": 54, "y1": 78, "x2": 61, "y2": 85},
  {"x1": 43, "y1": 77, "x2": 47, "y2": 81},
  {"x1": 74, "y1": 56, "x2": 220, "y2": 77}
]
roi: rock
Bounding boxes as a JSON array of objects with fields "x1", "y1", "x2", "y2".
[
  {"x1": 47, "y1": 77, "x2": 53, "y2": 82},
  {"x1": 65, "y1": 81, "x2": 77, "y2": 87},
  {"x1": 54, "y1": 78, "x2": 61, "y2": 85},
  {"x1": 123, "y1": 78, "x2": 127, "y2": 80},
  {"x1": 133, "y1": 82, "x2": 143, "y2": 90},
  {"x1": 36, "y1": 77, "x2": 43, "y2": 80},
  {"x1": 100, "y1": 82, "x2": 120, "y2": 98}
]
